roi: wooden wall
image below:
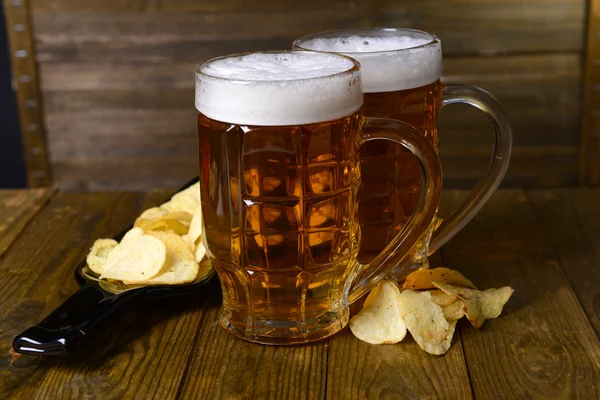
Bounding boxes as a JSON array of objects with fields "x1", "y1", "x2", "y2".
[{"x1": 28, "y1": 0, "x2": 585, "y2": 191}]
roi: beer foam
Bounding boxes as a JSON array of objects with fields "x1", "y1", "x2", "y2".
[
  {"x1": 195, "y1": 52, "x2": 363, "y2": 126},
  {"x1": 297, "y1": 35, "x2": 442, "y2": 93}
]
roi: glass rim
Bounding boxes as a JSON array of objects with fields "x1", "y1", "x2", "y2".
[
  {"x1": 195, "y1": 50, "x2": 361, "y2": 84},
  {"x1": 293, "y1": 27, "x2": 440, "y2": 55}
]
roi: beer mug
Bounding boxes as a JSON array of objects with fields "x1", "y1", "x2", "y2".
[
  {"x1": 294, "y1": 28, "x2": 512, "y2": 269},
  {"x1": 196, "y1": 51, "x2": 442, "y2": 344}
]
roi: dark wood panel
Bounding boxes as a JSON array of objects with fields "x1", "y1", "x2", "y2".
[
  {"x1": 440, "y1": 190, "x2": 600, "y2": 398},
  {"x1": 31, "y1": 0, "x2": 352, "y2": 13},
  {"x1": 0, "y1": 189, "x2": 55, "y2": 256},
  {"x1": 52, "y1": 158, "x2": 197, "y2": 191},
  {"x1": 526, "y1": 189, "x2": 600, "y2": 337},
  {"x1": 39, "y1": 52, "x2": 580, "y2": 191},
  {"x1": 30, "y1": 0, "x2": 584, "y2": 63},
  {"x1": 49, "y1": 151, "x2": 578, "y2": 193},
  {"x1": 29, "y1": 0, "x2": 584, "y2": 191},
  {"x1": 440, "y1": 149, "x2": 578, "y2": 189}
]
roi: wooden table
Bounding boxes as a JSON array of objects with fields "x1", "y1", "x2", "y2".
[{"x1": 0, "y1": 188, "x2": 599, "y2": 399}]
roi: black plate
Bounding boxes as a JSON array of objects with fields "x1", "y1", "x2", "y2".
[{"x1": 13, "y1": 177, "x2": 215, "y2": 356}]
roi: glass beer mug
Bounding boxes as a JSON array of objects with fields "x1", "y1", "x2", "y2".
[
  {"x1": 294, "y1": 28, "x2": 513, "y2": 269},
  {"x1": 196, "y1": 51, "x2": 442, "y2": 344}
]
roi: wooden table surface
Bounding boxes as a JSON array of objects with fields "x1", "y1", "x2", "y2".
[{"x1": 0, "y1": 188, "x2": 599, "y2": 399}]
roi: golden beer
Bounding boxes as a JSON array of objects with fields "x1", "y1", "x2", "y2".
[
  {"x1": 195, "y1": 51, "x2": 442, "y2": 344},
  {"x1": 295, "y1": 31, "x2": 444, "y2": 264},
  {"x1": 359, "y1": 82, "x2": 443, "y2": 263},
  {"x1": 198, "y1": 111, "x2": 362, "y2": 342},
  {"x1": 295, "y1": 29, "x2": 513, "y2": 271}
]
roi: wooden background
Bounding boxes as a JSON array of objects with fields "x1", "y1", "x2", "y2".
[{"x1": 22, "y1": 0, "x2": 585, "y2": 191}]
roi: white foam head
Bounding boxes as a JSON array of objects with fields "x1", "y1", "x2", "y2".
[
  {"x1": 195, "y1": 51, "x2": 363, "y2": 126},
  {"x1": 295, "y1": 29, "x2": 442, "y2": 93}
]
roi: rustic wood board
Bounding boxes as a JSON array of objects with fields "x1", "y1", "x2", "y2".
[
  {"x1": 0, "y1": 191, "x2": 146, "y2": 397},
  {"x1": 526, "y1": 189, "x2": 600, "y2": 338},
  {"x1": 0, "y1": 190, "x2": 226, "y2": 399},
  {"x1": 0, "y1": 189, "x2": 56, "y2": 256},
  {"x1": 30, "y1": 0, "x2": 584, "y2": 60},
  {"x1": 2, "y1": 189, "x2": 600, "y2": 398},
  {"x1": 177, "y1": 282, "x2": 328, "y2": 400},
  {"x1": 325, "y1": 322, "x2": 472, "y2": 399},
  {"x1": 22, "y1": 0, "x2": 585, "y2": 191},
  {"x1": 39, "y1": 54, "x2": 581, "y2": 191},
  {"x1": 440, "y1": 190, "x2": 600, "y2": 398}
]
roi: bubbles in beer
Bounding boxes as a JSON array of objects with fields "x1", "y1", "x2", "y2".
[{"x1": 196, "y1": 51, "x2": 363, "y2": 126}]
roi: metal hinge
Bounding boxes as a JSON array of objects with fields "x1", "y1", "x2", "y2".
[{"x1": 3, "y1": 0, "x2": 52, "y2": 187}]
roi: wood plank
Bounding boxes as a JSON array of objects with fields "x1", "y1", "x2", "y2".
[
  {"x1": 440, "y1": 148, "x2": 578, "y2": 188},
  {"x1": 177, "y1": 290, "x2": 328, "y2": 400},
  {"x1": 439, "y1": 190, "x2": 600, "y2": 398},
  {"x1": 39, "y1": 54, "x2": 580, "y2": 92},
  {"x1": 325, "y1": 300, "x2": 472, "y2": 399},
  {"x1": 0, "y1": 191, "x2": 146, "y2": 397},
  {"x1": 0, "y1": 190, "x2": 215, "y2": 399},
  {"x1": 30, "y1": 0, "x2": 352, "y2": 13},
  {"x1": 19, "y1": 190, "x2": 218, "y2": 399},
  {"x1": 30, "y1": 0, "x2": 584, "y2": 63},
  {"x1": 52, "y1": 158, "x2": 197, "y2": 192},
  {"x1": 48, "y1": 145, "x2": 578, "y2": 192},
  {"x1": 0, "y1": 189, "x2": 56, "y2": 256},
  {"x1": 323, "y1": 254, "x2": 468, "y2": 400},
  {"x1": 526, "y1": 189, "x2": 600, "y2": 337},
  {"x1": 36, "y1": 52, "x2": 580, "y2": 191}
]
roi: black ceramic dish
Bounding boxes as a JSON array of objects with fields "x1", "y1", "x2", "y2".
[{"x1": 12, "y1": 178, "x2": 215, "y2": 356}]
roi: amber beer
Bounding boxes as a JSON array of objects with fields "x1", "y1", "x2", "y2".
[
  {"x1": 195, "y1": 51, "x2": 441, "y2": 344},
  {"x1": 294, "y1": 31, "x2": 444, "y2": 264},
  {"x1": 197, "y1": 51, "x2": 365, "y2": 344}
]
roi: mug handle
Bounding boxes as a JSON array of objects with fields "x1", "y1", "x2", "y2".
[
  {"x1": 429, "y1": 86, "x2": 513, "y2": 254},
  {"x1": 348, "y1": 117, "x2": 442, "y2": 304}
]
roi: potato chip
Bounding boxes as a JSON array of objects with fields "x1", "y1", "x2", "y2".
[
  {"x1": 101, "y1": 228, "x2": 166, "y2": 282},
  {"x1": 181, "y1": 234, "x2": 191, "y2": 249},
  {"x1": 135, "y1": 211, "x2": 192, "y2": 236},
  {"x1": 441, "y1": 300, "x2": 465, "y2": 321},
  {"x1": 428, "y1": 290, "x2": 456, "y2": 307},
  {"x1": 138, "y1": 207, "x2": 168, "y2": 220},
  {"x1": 349, "y1": 280, "x2": 407, "y2": 344},
  {"x1": 86, "y1": 238, "x2": 118, "y2": 275},
  {"x1": 433, "y1": 281, "x2": 514, "y2": 328},
  {"x1": 194, "y1": 241, "x2": 207, "y2": 264},
  {"x1": 428, "y1": 290, "x2": 465, "y2": 321},
  {"x1": 162, "y1": 195, "x2": 198, "y2": 215},
  {"x1": 172, "y1": 182, "x2": 200, "y2": 204},
  {"x1": 403, "y1": 267, "x2": 477, "y2": 290},
  {"x1": 141, "y1": 231, "x2": 198, "y2": 285},
  {"x1": 398, "y1": 290, "x2": 456, "y2": 355},
  {"x1": 188, "y1": 205, "x2": 203, "y2": 246}
]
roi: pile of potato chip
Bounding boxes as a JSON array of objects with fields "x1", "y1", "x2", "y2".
[
  {"x1": 86, "y1": 183, "x2": 210, "y2": 285},
  {"x1": 349, "y1": 267, "x2": 513, "y2": 355}
]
